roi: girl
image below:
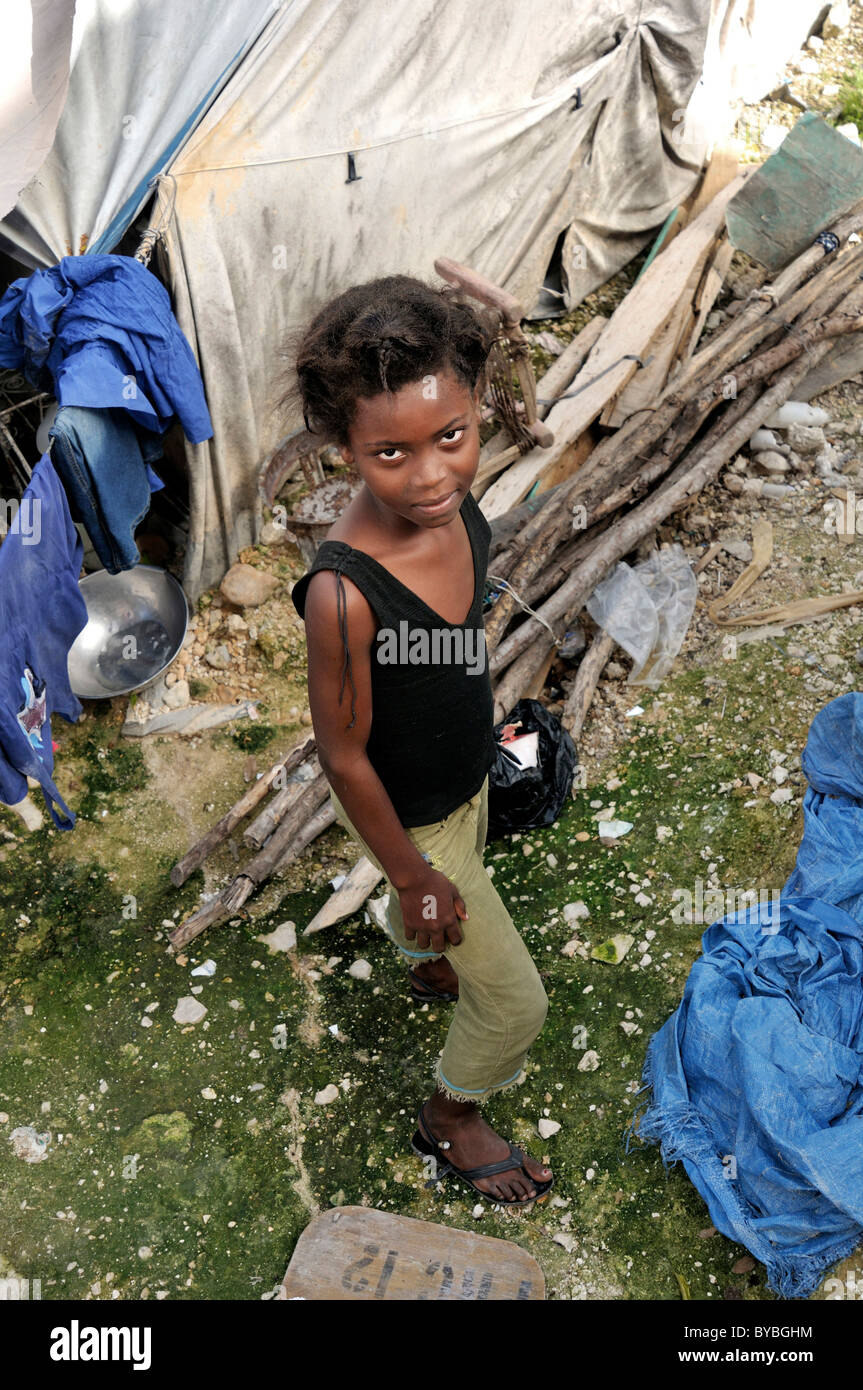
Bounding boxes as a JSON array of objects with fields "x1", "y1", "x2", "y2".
[{"x1": 289, "y1": 276, "x2": 552, "y2": 1206}]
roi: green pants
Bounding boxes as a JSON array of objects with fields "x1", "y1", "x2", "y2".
[{"x1": 328, "y1": 773, "x2": 548, "y2": 1104}]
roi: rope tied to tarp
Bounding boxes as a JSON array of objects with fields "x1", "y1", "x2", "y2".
[{"x1": 134, "y1": 174, "x2": 178, "y2": 267}]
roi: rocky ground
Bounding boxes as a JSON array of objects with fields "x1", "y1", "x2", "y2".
[{"x1": 2, "y1": 7, "x2": 863, "y2": 1304}]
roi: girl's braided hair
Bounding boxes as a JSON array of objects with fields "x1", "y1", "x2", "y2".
[{"x1": 288, "y1": 275, "x2": 494, "y2": 446}]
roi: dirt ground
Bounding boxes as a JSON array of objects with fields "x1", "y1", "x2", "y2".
[{"x1": 3, "y1": 20, "x2": 863, "y2": 1303}]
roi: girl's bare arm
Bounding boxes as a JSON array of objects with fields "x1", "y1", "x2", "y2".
[{"x1": 303, "y1": 570, "x2": 467, "y2": 949}]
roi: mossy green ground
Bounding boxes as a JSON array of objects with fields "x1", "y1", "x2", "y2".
[{"x1": 3, "y1": 600, "x2": 861, "y2": 1300}]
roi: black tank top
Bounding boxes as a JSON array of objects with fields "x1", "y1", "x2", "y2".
[{"x1": 290, "y1": 489, "x2": 496, "y2": 827}]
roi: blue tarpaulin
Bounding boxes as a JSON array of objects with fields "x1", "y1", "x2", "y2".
[{"x1": 633, "y1": 693, "x2": 863, "y2": 1298}]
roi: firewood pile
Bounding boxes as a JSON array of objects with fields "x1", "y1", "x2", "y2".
[{"x1": 170, "y1": 165, "x2": 863, "y2": 946}]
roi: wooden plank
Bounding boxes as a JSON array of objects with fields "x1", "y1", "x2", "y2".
[
  {"x1": 726, "y1": 112, "x2": 863, "y2": 271},
  {"x1": 682, "y1": 237, "x2": 735, "y2": 361},
  {"x1": 303, "y1": 856, "x2": 384, "y2": 936},
  {"x1": 535, "y1": 425, "x2": 596, "y2": 495},
  {"x1": 479, "y1": 174, "x2": 746, "y2": 520},
  {"x1": 604, "y1": 233, "x2": 733, "y2": 426},
  {"x1": 682, "y1": 145, "x2": 742, "y2": 225},
  {"x1": 280, "y1": 1206, "x2": 546, "y2": 1301}
]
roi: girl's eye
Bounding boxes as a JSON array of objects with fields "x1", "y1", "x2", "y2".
[
  {"x1": 377, "y1": 448, "x2": 405, "y2": 462},
  {"x1": 441, "y1": 428, "x2": 465, "y2": 444}
]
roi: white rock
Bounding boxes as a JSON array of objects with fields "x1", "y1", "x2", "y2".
[
  {"x1": 823, "y1": 0, "x2": 851, "y2": 39},
  {"x1": 788, "y1": 423, "x2": 827, "y2": 456},
  {"x1": 201, "y1": 1087, "x2": 217, "y2": 1100},
  {"x1": 838, "y1": 122, "x2": 862, "y2": 147},
  {"x1": 577, "y1": 1050, "x2": 600, "y2": 1073},
  {"x1": 256, "y1": 921, "x2": 297, "y2": 953},
  {"x1": 314, "y1": 1084, "x2": 340, "y2": 1105},
  {"x1": 770, "y1": 788, "x2": 793, "y2": 805},
  {"x1": 772, "y1": 765, "x2": 789, "y2": 784},
  {"x1": 538, "y1": 1118, "x2": 561, "y2": 1139},
  {"x1": 348, "y1": 959, "x2": 372, "y2": 981},
  {"x1": 191, "y1": 959, "x2": 217, "y2": 977},
  {"x1": 764, "y1": 401, "x2": 829, "y2": 430},
  {"x1": 366, "y1": 895, "x2": 390, "y2": 931},
  {"x1": 656, "y1": 825, "x2": 673, "y2": 842},
  {"x1": 9, "y1": 1126, "x2": 51, "y2": 1163},
  {"x1": 598, "y1": 819, "x2": 634, "y2": 842},
  {"x1": 752, "y1": 450, "x2": 789, "y2": 475},
  {"x1": 162, "y1": 679, "x2": 190, "y2": 710},
  {"x1": 172, "y1": 996, "x2": 208, "y2": 1025},
  {"x1": 472, "y1": 1204, "x2": 484, "y2": 1219},
  {"x1": 563, "y1": 900, "x2": 590, "y2": 925},
  {"x1": 749, "y1": 428, "x2": 778, "y2": 452}
]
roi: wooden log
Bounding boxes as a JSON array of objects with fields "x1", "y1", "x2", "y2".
[
  {"x1": 270, "y1": 801, "x2": 338, "y2": 876},
  {"x1": 170, "y1": 771, "x2": 330, "y2": 945},
  {"x1": 483, "y1": 234, "x2": 863, "y2": 645},
  {"x1": 523, "y1": 524, "x2": 612, "y2": 607},
  {"x1": 484, "y1": 497, "x2": 570, "y2": 650},
  {"x1": 303, "y1": 855, "x2": 384, "y2": 936},
  {"x1": 503, "y1": 208, "x2": 863, "y2": 565},
  {"x1": 488, "y1": 488, "x2": 558, "y2": 563},
  {"x1": 562, "y1": 630, "x2": 617, "y2": 739},
  {"x1": 245, "y1": 756, "x2": 323, "y2": 848},
  {"x1": 245, "y1": 770, "x2": 331, "y2": 883},
  {"x1": 488, "y1": 283, "x2": 863, "y2": 678},
  {"x1": 169, "y1": 735, "x2": 316, "y2": 886},
  {"x1": 492, "y1": 633, "x2": 557, "y2": 724},
  {"x1": 532, "y1": 316, "x2": 608, "y2": 420},
  {"x1": 478, "y1": 175, "x2": 747, "y2": 519}
]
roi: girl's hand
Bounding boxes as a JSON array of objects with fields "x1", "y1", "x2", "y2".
[{"x1": 397, "y1": 864, "x2": 468, "y2": 952}]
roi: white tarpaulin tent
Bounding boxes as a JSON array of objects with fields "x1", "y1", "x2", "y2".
[{"x1": 0, "y1": 0, "x2": 828, "y2": 597}]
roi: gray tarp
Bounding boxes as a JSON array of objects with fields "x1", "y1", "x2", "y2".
[{"x1": 1, "y1": 0, "x2": 827, "y2": 597}]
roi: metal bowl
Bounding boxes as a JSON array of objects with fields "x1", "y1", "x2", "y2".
[{"x1": 68, "y1": 566, "x2": 190, "y2": 700}]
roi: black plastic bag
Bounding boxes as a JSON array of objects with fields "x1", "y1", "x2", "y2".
[{"x1": 486, "y1": 698, "x2": 577, "y2": 840}]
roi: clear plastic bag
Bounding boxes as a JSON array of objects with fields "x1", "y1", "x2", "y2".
[{"x1": 585, "y1": 543, "x2": 697, "y2": 689}]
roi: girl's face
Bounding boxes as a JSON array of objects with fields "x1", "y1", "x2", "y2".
[{"x1": 338, "y1": 367, "x2": 481, "y2": 528}]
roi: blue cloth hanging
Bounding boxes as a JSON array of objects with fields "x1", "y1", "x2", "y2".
[
  {"x1": 0, "y1": 254, "x2": 212, "y2": 442},
  {"x1": 0, "y1": 454, "x2": 88, "y2": 829},
  {"x1": 633, "y1": 692, "x2": 863, "y2": 1299}
]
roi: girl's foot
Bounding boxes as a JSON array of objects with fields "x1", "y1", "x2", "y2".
[
  {"x1": 422, "y1": 1095, "x2": 552, "y2": 1203},
  {"x1": 409, "y1": 956, "x2": 459, "y2": 999}
]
